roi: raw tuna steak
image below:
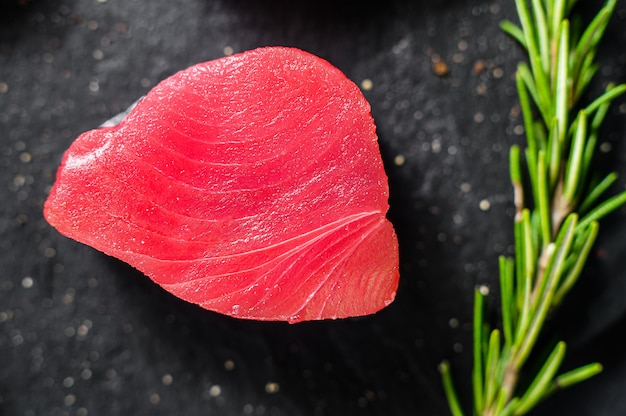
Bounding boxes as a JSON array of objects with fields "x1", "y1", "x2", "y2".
[{"x1": 44, "y1": 47, "x2": 399, "y2": 323}]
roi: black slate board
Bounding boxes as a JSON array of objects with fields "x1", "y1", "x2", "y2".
[{"x1": 1, "y1": 0, "x2": 626, "y2": 415}]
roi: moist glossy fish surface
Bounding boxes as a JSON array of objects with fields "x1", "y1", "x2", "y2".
[{"x1": 44, "y1": 47, "x2": 399, "y2": 323}]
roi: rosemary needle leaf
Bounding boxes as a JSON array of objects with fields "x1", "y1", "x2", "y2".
[
  {"x1": 439, "y1": 361, "x2": 465, "y2": 416},
  {"x1": 552, "y1": 362, "x2": 603, "y2": 391},
  {"x1": 522, "y1": 210, "x2": 536, "y2": 286},
  {"x1": 514, "y1": 263, "x2": 532, "y2": 346},
  {"x1": 553, "y1": 221, "x2": 599, "y2": 306},
  {"x1": 577, "y1": 191, "x2": 626, "y2": 232},
  {"x1": 516, "y1": 0, "x2": 552, "y2": 112},
  {"x1": 484, "y1": 329, "x2": 502, "y2": 408},
  {"x1": 510, "y1": 145, "x2": 524, "y2": 217},
  {"x1": 572, "y1": 5, "x2": 613, "y2": 83},
  {"x1": 578, "y1": 172, "x2": 618, "y2": 214},
  {"x1": 547, "y1": 119, "x2": 561, "y2": 191},
  {"x1": 579, "y1": 128, "x2": 599, "y2": 195},
  {"x1": 563, "y1": 110, "x2": 587, "y2": 204},
  {"x1": 531, "y1": 0, "x2": 550, "y2": 72},
  {"x1": 550, "y1": 0, "x2": 567, "y2": 39},
  {"x1": 574, "y1": 60, "x2": 599, "y2": 104},
  {"x1": 536, "y1": 151, "x2": 551, "y2": 245},
  {"x1": 500, "y1": 20, "x2": 527, "y2": 48},
  {"x1": 473, "y1": 289, "x2": 485, "y2": 414},
  {"x1": 518, "y1": 63, "x2": 549, "y2": 125},
  {"x1": 584, "y1": 84, "x2": 626, "y2": 115},
  {"x1": 516, "y1": 72, "x2": 537, "y2": 156},
  {"x1": 554, "y1": 19, "x2": 569, "y2": 143},
  {"x1": 499, "y1": 256, "x2": 515, "y2": 348},
  {"x1": 514, "y1": 342, "x2": 567, "y2": 415},
  {"x1": 513, "y1": 209, "x2": 533, "y2": 330},
  {"x1": 590, "y1": 89, "x2": 612, "y2": 131},
  {"x1": 514, "y1": 217, "x2": 526, "y2": 311}
]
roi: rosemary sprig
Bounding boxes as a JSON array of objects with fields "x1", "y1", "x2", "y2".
[{"x1": 439, "y1": 1, "x2": 626, "y2": 415}]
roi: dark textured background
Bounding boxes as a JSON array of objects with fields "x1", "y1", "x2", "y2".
[{"x1": 1, "y1": 0, "x2": 626, "y2": 415}]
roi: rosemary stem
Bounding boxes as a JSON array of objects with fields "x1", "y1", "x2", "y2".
[{"x1": 440, "y1": 2, "x2": 625, "y2": 415}]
